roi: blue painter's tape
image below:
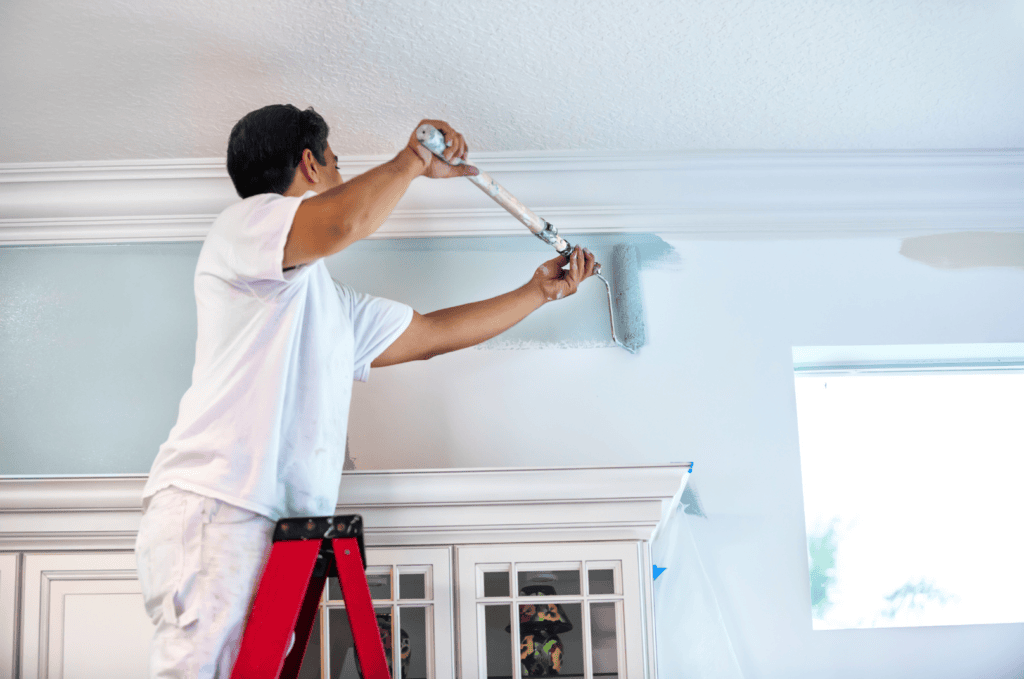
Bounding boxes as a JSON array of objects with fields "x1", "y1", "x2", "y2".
[{"x1": 653, "y1": 564, "x2": 667, "y2": 580}]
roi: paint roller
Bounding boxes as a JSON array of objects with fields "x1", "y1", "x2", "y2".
[{"x1": 416, "y1": 123, "x2": 646, "y2": 353}]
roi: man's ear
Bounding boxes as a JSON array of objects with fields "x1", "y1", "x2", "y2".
[{"x1": 297, "y1": 148, "x2": 320, "y2": 184}]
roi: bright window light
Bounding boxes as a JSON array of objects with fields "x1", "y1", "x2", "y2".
[{"x1": 793, "y1": 344, "x2": 1024, "y2": 630}]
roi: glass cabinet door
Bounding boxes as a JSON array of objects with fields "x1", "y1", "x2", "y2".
[
  {"x1": 457, "y1": 542, "x2": 645, "y2": 679},
  {"x1": 297, "y1": 546, "x2": 453, "y2": 679}
]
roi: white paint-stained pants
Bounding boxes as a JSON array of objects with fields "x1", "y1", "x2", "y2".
[{"x1": 134, "y1": 487, "x2": 276, "y2": 679}]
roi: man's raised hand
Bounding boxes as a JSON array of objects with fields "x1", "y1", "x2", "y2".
[
  {"x1": 531, "y1": 246, "x2": 597, "y2": 302},
  {"x1": 406, "y1": 119, "x2": 479, "y2": 179}
]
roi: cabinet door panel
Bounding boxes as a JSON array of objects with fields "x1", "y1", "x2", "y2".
[
  {"x1": 21, "y1": 551, "x2": 154, "y2": 679},
  {"x1": 457, "y1": 542, "x2": 645, "y2": 679}
]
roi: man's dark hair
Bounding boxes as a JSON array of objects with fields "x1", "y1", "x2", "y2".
[{"x1": 226, "y1": 104, "x2": 330, "y2": 198}]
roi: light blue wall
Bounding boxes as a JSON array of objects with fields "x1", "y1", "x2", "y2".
[
  {"x1": 0, "y1": 243, "x2": 200, "y2": 475},
  {"x1": 0, "y1": 235, "x2": 661, "y2": 474}
]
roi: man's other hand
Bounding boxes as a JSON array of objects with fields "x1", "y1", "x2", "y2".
[
  {"x1": 405, "y1": 119, "x2": 479, "y2": 179},
  {"x1": 532, "y1": 246, "x2": 597, "y2": 302}
]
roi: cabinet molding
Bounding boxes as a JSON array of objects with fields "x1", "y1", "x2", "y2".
[{"x1": 0, "y1": 465, "x2": 691, "y2": 550}]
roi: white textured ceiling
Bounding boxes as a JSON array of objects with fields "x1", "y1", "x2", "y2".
[{"x1": 2, "y1": 0, "x2": 1023, "y2": 163}]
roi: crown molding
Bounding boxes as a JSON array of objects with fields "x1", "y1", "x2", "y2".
[{"x1": 1, "y1": 150, "x2": 1022, "y2": 245}]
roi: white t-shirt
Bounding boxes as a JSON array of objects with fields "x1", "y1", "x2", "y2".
[{"x1": 142, "y1": 191, "x2": 413, "y2": 520}]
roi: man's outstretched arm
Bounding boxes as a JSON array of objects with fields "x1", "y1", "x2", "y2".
[{"x1": 372, "y1": 246, "x2": 598, "y2": 366}]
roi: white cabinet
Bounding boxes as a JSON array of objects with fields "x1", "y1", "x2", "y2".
[{"x1": 0, "y1": 465, "x2": 689, "y2": 679}]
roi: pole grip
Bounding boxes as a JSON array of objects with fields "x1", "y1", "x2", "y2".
[{"x1": 414, "y1": 124, "x2": 572, "y2": 258}]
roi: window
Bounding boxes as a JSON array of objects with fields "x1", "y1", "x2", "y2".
[{"x1": 793, "y1": 344, "x2": 1024, "y2": 630}]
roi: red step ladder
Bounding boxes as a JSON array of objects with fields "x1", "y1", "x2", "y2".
[{"x1": 230, "y1": 514, "x2": 391, "y2": 679}]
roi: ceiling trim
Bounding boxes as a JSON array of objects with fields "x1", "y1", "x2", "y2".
[{"x1": 1, "y1": 150, "x2": 1022, "y2": 245}]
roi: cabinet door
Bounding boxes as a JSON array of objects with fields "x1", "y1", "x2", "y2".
[
  {"x1": 457, "y1": 542, "x2": 646, "y2": 679},
  {"x1": 20, "y1": 551, "x2": 154, "y2": 679},
  {"x1": 297, "y1": 546, "x2": 454, "y2": 679}
]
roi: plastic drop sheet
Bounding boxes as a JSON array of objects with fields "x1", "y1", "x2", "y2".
[{"x1": 651, "y1": 480, "x2": 744, "y2": 679}]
